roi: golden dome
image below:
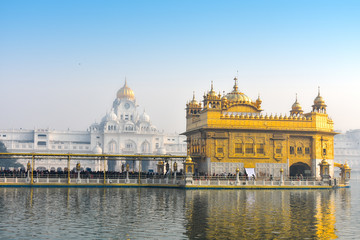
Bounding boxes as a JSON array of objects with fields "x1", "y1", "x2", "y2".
[
  {"x1": 208, "y1": 81, "x2": 217, "y2": 97},
  {"x1": 292, "y1": 101, "x2": 302, "y2": 110},
  {"x1": 321, "y1": 159, "x2": 329, "y2": 165},
  {"x1": 343, "y1": 162, "x2": 350, "y2": 169},
  {"x1": 292, "y1": 95, "x2": 303, "y2": 111},
  {"x1": 256, "y1": 94, "x2": 262, "y2": 104},
  {"x1": 314, "y1": 95, "x2": 325, "y2": 105},
  {"x1": 313, "y1": 87, "x2": 326, "y2": 106},
  {"x1": 190, "y1": 91, "x2": 198, "y2": 105},
  {"x1": 185, "y1": 155, "x2": 193, "y2": 163},
  {"x1": 117, "y1": 79, "x2": 135, "y2": 100},
  {"x1": 226, "y1": 77, "x2": 252, "y2": 102},
  {"x1": 290, "y1": 94, "x2": 304, "y2": 116},
  {"x1": 226, "y1": 92, "x2": 251, "y2": 102}
]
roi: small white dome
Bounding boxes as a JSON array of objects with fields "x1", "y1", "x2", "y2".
[
  {"x1": 93, "y1": 145, "x2": 103, "y2": 154},
  {"x1": 140, "y1": 111, "x2": 150, "y2": 122},
  {"x1": 101, "y1": 110, "x2": 118, "y2": 123}
]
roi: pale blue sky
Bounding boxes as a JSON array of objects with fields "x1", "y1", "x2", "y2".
[{"x1": 0, "y1": 0, "x2": 359, "y2": 133}]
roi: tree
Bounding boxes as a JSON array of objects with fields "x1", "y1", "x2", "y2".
[{"x1": 0, "y1": 141, "x2": 24, "y2": 169}]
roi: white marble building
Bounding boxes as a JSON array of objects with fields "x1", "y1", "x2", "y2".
[
  {"x1": 0, "y1": 81, "x2": 187, "y2": 171},
  {"x1": 334, "y1": 129, "x2": 360, "y2": 170}
]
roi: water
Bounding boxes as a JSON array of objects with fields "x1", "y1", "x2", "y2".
[{"x1": 0, "y1": 183, "x2": 358, "y2": 239}]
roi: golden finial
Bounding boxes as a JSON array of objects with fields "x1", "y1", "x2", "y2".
[
  {"x1": 209, "y1": 81, "x2": 216, "y2": 96},
  {"x1": 318, "y1": 86, "x2": 321, "y2": 96},
  {"x1": 233, "y1": 76, "x2": 238, "y2": 92},
  {"x1": 192, "y1": 91, "x2": 196, "y2": 100}
]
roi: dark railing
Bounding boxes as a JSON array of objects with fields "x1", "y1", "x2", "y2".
[{"x1": 0, "y1": 170, "x2": 330, "y2": 183}]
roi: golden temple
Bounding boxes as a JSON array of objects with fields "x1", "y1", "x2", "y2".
[{"x1": 184, "y1": 77, "x2": 347, "y2": 179}]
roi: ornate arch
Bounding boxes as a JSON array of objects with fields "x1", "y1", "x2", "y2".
[
  {"x1": 124, "y1": 139, "x2": 137, "y2": 153},
  {"x1": 290, "y1": 162, "x2": 311, "y2": 177}
]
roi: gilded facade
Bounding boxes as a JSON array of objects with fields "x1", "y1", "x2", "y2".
[{"x1": 184, "y1": 78, "x2": 337, "y2": 178}]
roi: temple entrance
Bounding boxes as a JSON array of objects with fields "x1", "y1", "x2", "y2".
[{"x1": 290, "y1": 162, "x2": 311, "y2": 177}]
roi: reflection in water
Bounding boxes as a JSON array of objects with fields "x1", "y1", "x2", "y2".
[
  {"x1": 185, "y1": 190, "x2": 341, "y2": 239},
  {"x1": 314, "y1": 191, "x2": 336, "y2": 239},
  {"x1": 0, "y1": 186, "x2": 355, "y2": 239},
  {"x1": 0, "y1": 188, "x2": 188, "y2": 240}
]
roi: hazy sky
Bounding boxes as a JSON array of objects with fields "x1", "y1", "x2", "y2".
[{"x1": 1, "y1": 0, "x2": 359, "y2": 134}]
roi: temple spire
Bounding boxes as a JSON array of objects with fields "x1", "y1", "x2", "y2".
[{"x1": 233, "y1": 77, "x2": 238, "y2": 92}]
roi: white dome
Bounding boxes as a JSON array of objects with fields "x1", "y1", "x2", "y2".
[
  {"x1": 101, "y1": 110, "x2": 118, "y2": 123},
  {"x1": 140, "y1": 111, "x2": 150, "y2": 122},
  {"x1": 93, "y1": 145, "x2": 103, "y2": 154}
]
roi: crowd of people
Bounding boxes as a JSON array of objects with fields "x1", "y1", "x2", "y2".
[{"x1": 0, "y1": 168, "x2": 185, "y2": 179}]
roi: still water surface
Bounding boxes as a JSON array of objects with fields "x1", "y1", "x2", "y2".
[{"x1": 0, "y1": 183, "x2": 358, "y2": 240}]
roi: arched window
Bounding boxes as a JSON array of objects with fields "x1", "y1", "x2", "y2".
[
  {"x1": 290, "y1": 146, "x2": 295, "y2": 155},
  {"x1": 297, "y1": 147, "x2": 303, "y2": 154},
  {"x1": 235, "y1": 143, "x2": 243, "y2": 154},
  {"x1": 245, "y1": 138, "x2": 255, "y2": 154},
  {"x1": 108, "y1": 141, "x2": 117, "y2": 153},
  {"x1": 257, "y1": 143, "x2": 264, "y2": 154},
  {"x1": 124, "y1": 140, "x2": 136, "y2": 152},
  {"x1": 141, "y1": 141, "x2": 150, "y2": 153},
  {"x1": 125, "y1": 124, "x2": 134, "y2": 132},
  {"x1": 245, "y1": 144, "x2": 253, "y2": 153}
]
